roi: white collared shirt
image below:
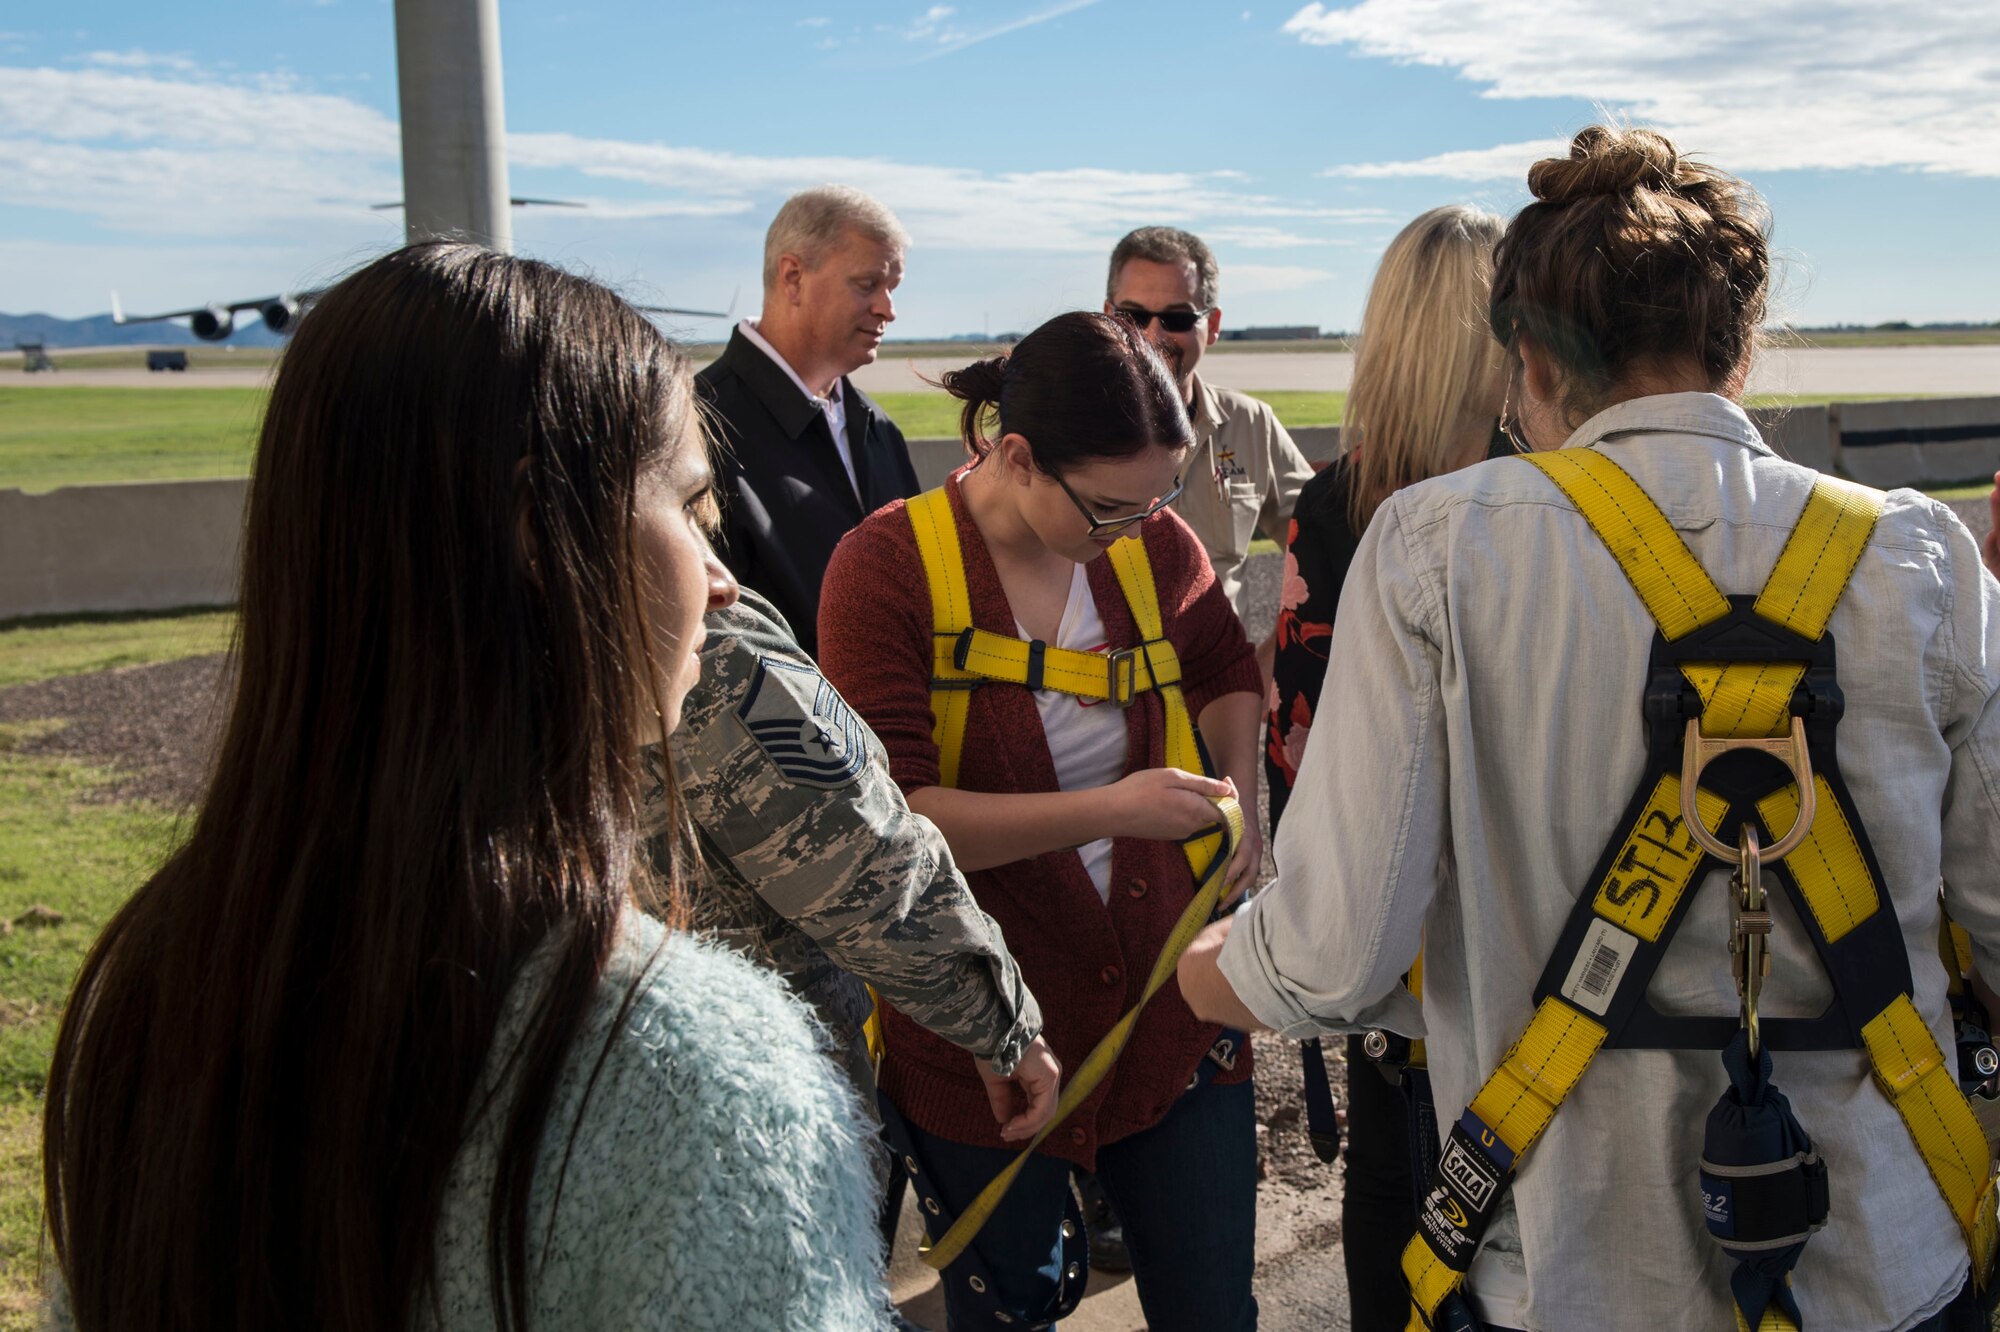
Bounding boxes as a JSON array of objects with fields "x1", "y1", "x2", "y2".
[
  {"x1": 1220, "y1": 393, "x2": 2000, "y2": 1330},
  {"x1": 736, "y1": 319, "x2": 858, "y2": 501}
]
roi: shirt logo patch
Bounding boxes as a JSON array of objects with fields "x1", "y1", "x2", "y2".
[
  {"x1": 735, "y1": 656, "x2": 867, "y2": 789},
  {"x1": 1213, "y1": 448, "x2": 1249, "y2": 486}
]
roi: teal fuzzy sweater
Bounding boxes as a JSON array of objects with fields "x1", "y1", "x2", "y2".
[
  {"x1": 47, "y1": 911, "x2": 889, "y2": 1331},
  {"x1": 428, "y1": 910, "x2": 890, "y2": 1329}
]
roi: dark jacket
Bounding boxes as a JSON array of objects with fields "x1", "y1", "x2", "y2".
[{"x1": 696, "y1": 329, "x2": 919, "y2": 658}]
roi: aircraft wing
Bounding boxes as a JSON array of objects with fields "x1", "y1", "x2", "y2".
[
  {"x1": 634, "y1": 303, "x2": 731, "y2": 319},
  {"x1": 111, "y1": 292, "x2": 322, "y2": 323}
]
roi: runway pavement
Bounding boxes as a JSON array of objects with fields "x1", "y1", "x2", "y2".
[
  {"x1": 847, "y1": 343, "x2": 2000, "y2": 398},
  {"x1": 9, "y1": 343, "x2": 1999, "y2": 399}
]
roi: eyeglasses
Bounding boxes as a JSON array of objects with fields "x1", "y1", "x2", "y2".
[
  {"x1": 1052, "y1": 469, "x2": 1186, "y2": 536},
  {"x1": 1115, "y1": 304, "x2": 1209, "y2": 335}
]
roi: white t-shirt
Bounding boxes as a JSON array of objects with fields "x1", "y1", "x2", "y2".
[{"x1": 1019, "y1": 564, "x2": 1130, "y2": 903}]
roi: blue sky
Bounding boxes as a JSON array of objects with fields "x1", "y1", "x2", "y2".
[{"x1": 4, "y1": 0, "x2": 1997, "y2": 338}]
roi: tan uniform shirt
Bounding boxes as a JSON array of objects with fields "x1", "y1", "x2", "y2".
[{"x1": 1168, "y1": 375, "x2": 1316, "y2": 620}]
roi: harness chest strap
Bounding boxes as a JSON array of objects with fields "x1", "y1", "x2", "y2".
[
  {"x1": 902, "y1": 485, "x2": 1242, "y2": 1273},
  {"x1": 1401, "y1": 451, "x2": 1997, "y2": 1329}
]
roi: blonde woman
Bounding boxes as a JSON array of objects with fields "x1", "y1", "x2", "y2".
[{"x1": 1262, "y1": 203, "x2": 1505, "y2": 1332}]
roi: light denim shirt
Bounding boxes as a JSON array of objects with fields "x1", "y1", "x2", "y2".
[{"x1": 1220, "y1": 393, "x2": 2000, "y2": 1331}]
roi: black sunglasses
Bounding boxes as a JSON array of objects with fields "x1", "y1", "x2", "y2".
[
  {"x1": 1052, "y1": 469, "x2": 1186, "y2": 536},
  {"x1": 1116, "y1": 304, "x2": 1208, "y2": 335}
]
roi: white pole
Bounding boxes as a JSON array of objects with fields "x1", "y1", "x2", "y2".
[{"x1": 393, "y1": 0, "x2": 513, "y2": 252}]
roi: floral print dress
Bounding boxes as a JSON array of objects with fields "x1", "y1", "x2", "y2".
[{"x1": 1264, "y1": 456, "x2": 1364, "y2": 830}]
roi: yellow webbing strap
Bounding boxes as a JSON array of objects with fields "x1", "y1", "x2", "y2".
[
  {"x1": 1755, "y1": 777, "x2": 1878, "y2": 944},
  {"x1": 1593, "y1": 773, "x2": 1733, "y2": 943},
  {"x1": 1754, "y1": 476, "x2": 1884, "y2": 641},
  {"x1": 949, "y1": 625, "x2": 1183, "y2": 703},
  {"x1": 902, "y1": 492, "x2": 1247, "y2": 1272},
  {"x1": 1735, "y1": 1300, "x2": 1803, "y2": 1332},
  {"x1": 909, "y1": 487, "x2": 976, "y2": 789},
  {"x1": 1524, "y1": 449, "x2": 1730, "y2": 640},
  {"x1": 1862, "y1": 998, "x2": 2000, "y2": 1274},
  {"x1": 1399, "y1": 1000, "x2": 1607, "y2": 1311}
]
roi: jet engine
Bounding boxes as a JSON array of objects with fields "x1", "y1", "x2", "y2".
[
  {"x1": 189, "y1": 305, "x2": 235, "y2": 341},
  {"x1": 261, "y1": 298, "x2": 300, "y2": 334}
]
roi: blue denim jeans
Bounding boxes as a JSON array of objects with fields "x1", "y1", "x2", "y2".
[{"x1": 906, "y1": 1077, "x2": 1259, "y2": 1331}]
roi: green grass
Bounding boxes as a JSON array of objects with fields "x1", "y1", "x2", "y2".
[
  {"x1": 0, "y1": 608, "x2": 235, "y2": 689},
  {"x1": 0, "y1": 603, "x2": 229, "y2": 1324},
  {"x1": 0, "y1": 752, "x2": 182, "y2": 1326},
  {"x1": 0, "y1": 387, "x2": 265, "y2": 492}
]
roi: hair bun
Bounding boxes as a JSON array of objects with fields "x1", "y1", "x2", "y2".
[
  {"x1": 1528, "y1": 126, "x2": 1679, "y2": 204},
  {"x1": 939, "y1": 354, "x2": 1007, "y2": 406}
]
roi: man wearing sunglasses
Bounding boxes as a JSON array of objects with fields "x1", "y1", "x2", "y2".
[{"x1": 1105, "y1": 227, "x2": 1315, "y2": 660}]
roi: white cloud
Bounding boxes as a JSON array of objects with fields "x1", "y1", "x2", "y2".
[
  {"x1": 0, "y1": 59, "x2": 1387, "y2": 262},
  {"x1": 508, "y1": 133, "x2": 1384, "y2": 253},
  {"x1": 82, "y1": 49, "x2": 198, "y2": 72},
  {"x1": 1286, "y1": 0, "x2": 2000, "y2": 178},
  {"x1": 1325, "y1": 138, "x2": 1566, "y2": 181},
  {"x1": 910, "y1": 0, "x2": 1101, "y2": 63}
]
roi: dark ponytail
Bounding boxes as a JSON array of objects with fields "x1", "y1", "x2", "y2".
[{"x1": 939, "y1": 311, "x2": 1192, "y2": 470}]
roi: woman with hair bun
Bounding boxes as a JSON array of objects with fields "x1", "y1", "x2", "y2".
[
  {"x1": 820, "y1": 310, "x2": 1264, "y2": 1331},
  {"x1": 1264, "y1": 202, "x2": 1507, "y2": 1332},
  {"x1": 1183, "y1": 126, "x2": 2000, "y2": 1330}
]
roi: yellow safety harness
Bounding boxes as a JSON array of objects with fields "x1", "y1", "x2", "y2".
[
  {"x1": 899, "y1": 484, "x2": 1244, "y2": 1275},
  {"x1": 1401, "y1": 451, "x2": 1999, "y2": 1332}
]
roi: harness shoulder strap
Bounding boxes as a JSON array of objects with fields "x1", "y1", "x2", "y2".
[{"x1": 907, "y1": 487, "x2": 976, "y2": 788}]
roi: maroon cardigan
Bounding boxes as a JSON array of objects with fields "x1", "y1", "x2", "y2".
[{"x1": 818, "y1": 468, "x2": 1260, "y2": 1169}]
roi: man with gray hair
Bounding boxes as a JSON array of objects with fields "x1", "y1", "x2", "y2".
[
  {"x1": 700, "y1": 185, "x2": 917, "y2": 658},
  {"x1": 1106, "y1": 226, "x2": 1315, "y2": 654}
]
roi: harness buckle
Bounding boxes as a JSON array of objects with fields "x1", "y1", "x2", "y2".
[
  {"x1": 1106, "y1": 647, "x2": 1139, "y2": 707},
  {"x1": 1679, "y1": 716, "x2": 1816, "y2": 862}
]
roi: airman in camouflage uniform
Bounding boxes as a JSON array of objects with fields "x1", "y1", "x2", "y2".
[{"x1": 651, "y1": 588, "x2": 1042, "y2": 1099}]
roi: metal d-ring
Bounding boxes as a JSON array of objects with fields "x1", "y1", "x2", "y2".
[{"x1": 1679, "y1": 716, "x2": 1817, "y2": 862}]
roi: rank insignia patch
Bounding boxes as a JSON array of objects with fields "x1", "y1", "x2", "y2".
[{"x1": 735, "y1": 656, "x2": 867, "y2": 789}]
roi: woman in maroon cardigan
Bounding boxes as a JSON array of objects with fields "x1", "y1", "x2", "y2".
[{"x1": 820, "y1": 311, "x2": 1264, "y2": 1331}]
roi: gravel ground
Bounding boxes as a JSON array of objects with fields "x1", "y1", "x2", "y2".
[{"x1": 0, "y1": 651, "x2": 228, "y2": 808}]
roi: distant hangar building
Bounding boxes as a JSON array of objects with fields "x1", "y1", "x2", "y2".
[{"x1": 1220, "y1": 325, "x2": 1322, "y2": 342}]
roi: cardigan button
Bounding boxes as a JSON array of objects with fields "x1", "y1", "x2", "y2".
[
  {"x1": 1068, "y1": 1125, "x2": 1088, "y2": 1146},
  {"x1": 1100, "y1": 965, "x2": 1122, "y2": 987},
  {"x1": 1126, "y1": 877, "x2": 1148, "y2": 899}
]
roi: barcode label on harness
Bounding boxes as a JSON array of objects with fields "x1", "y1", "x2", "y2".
[{"x1": 1560, "y1": 919, "x2": 1639, "y2": 1016}]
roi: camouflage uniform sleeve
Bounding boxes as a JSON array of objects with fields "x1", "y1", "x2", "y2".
[{"x1": 670, "y1": 592, "x2": 1042, "y2": 1073}]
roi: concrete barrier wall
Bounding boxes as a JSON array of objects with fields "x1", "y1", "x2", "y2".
[
  {"x1": 1, "y1": 397, "x2": 1988, "y2": 620},
  {"x1": 1831, "y1": 397, "x2": 2000, "y2": 489},
  {"x1": 0, "y1": 478, "x2": 244, "y2": 620}
]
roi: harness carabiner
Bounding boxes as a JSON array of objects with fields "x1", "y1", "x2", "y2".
[{"x1": 1732, "y1": 826, "x2": 1772, "y2": 1057}]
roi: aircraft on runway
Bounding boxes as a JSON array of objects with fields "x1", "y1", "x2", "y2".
[
  {"x1": 110, "y1": 194, "x2": 733, "y2": 341},
  {"x1": 110, "y1": 284, "x2": 733, "y2": 342}
]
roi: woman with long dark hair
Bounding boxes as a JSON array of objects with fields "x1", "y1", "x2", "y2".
[
  {"x1": 43, "y1": 243, "x2": 891, "y2": 1330},
  {"x1": 818, "y1": 311, "x2": 1265, "y2": 1331}
]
